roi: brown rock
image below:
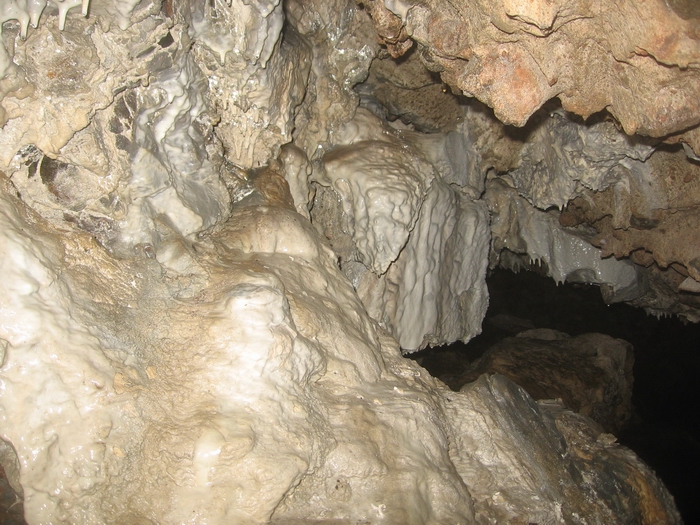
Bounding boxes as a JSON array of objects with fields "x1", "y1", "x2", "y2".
[
  {"x1": 361, "y1": 50, "x2": 464, "y2": 132},
  {"x1": 458, "y1": 331, "x2": 634, "y2": 433},
  {"x1": 362, "y1": 0, "x2": 700, "y2": 138}
]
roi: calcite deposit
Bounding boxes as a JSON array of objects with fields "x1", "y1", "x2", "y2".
[
  {"x1": 311, "y1": 108, "x2": 490, "y2": 351},
  {"x1": 360, "y1": 0, "x2": 700, "y2": 141},
  {"x1": 458, "y1": 330, "x2": 635, "y2": 434},
  {"x1": 0, "y1": 0, "x2": 695, "y2": 523}
]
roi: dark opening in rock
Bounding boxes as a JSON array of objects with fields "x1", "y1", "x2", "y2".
[{"x1": 411, "y1": 267, "x2": 700, "y2": 523}]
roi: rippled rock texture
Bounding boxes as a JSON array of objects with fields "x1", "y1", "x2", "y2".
[
  {"x1": 0, "y1": 0, "x2": 692, "y2": 523},
  {"x1": 360, "y1": 0, "x2": 700, "y2": 143}
]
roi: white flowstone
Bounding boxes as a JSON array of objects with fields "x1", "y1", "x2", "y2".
[
  {"x1": 0, "y1": 1, "x2": 684, "y2": 523},
  {"x1": 189, "y1": 0, "x2": 283, "y2": 67},
  {"x1": 319, "y1": 130, "x2": 433, "y2": 275},
  {"x1": 353, "y1": 178, "x2": 491, "y2": 352},
  {"x1": 279, "y1": 143, "x2": 312, "y2": 218},
  {"x1": 0, "y1": 183, "x2": 139, "y2": 523},
  {"x1": 315, "y1": 109, "x2": 490, "y2": 352},
  {"x1": 487, "y1": 178, "x2": 641, "y2": 300},
  {"x1": 120, "y1": 50, "x2": 230, "y2": 246},
  {"x1": 0, "y1": 180, "x2": 678, "y2": 522},
  {"x1": 0, "y1": 174, "x2": 475, "y2": 523}
]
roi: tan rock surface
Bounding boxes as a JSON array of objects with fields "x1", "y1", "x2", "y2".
[
  {"x1": 362, "y1": 0, "x2": 700, "y2": 144},
  {"x1": 458, "y1": 331, "x2": 635, "y2": 434},
  {"x1": 0, "y1": 0, "x2": 690, "y2": 522}
]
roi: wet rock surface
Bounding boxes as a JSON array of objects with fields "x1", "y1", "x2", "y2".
[{"x1": 0, "y1": 0, "x2": 696, "y2": 523}]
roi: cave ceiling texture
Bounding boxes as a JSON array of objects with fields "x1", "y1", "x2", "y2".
[{"x1": 0, "y1": 0, "x2": 698, "y2": 523}]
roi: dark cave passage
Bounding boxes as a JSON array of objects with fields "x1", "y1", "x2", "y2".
[{"x1": 412, "y1": 268, "x2": 700, "y2": 523}]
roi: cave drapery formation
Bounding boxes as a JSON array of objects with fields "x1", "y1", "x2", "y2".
[{"x1": 0, "y1": 0, "x2": 697, "y2": 523}]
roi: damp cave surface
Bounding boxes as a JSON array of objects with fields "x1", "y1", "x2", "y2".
[
  {"x1": 411, "y1": 267, "x2": 700, "y2": 523},
  {"x1": 2, "y1": 268, "x2": 698, "y2": 524}
]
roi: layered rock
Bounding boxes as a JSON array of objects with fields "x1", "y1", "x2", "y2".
[
  {"x1": 0, "y1": 0, "x2": 689, "y2": 523},
  {"x1": 449, "y1": 374, "x2": 680, "y2": 524},
  {"x1": 360, "y1": 0, "x2": 700, "y2": 147},
  {"x1": 561, "y1": 147, "x2": 700, "y2": 320},
  {"x1": 458, "y1": 330, "x2": 635, "y2": 434}
]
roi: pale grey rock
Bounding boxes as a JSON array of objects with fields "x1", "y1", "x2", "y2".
[
  {"x1": 356, "y1": 180, "x2": 490, "y2": 352},
  {"x1": 318, "y1": 112, "x2": 434, "y2": 276},
  {"x1": 556, "y1": 147, "x2": 700, "y2": 321},
  {"x1": 403, "y1": 121, "x2": 487, "y2": 200},
  {"x1": 189, "y1": 0, "x2": 309, "y2": 169},
  {"x1": 356, "y1": 0, "x2": 700, "y2": 324},
  {"x1": 506, "y1": 110, "x2": 656, "y2": 210},
  {"x1": 279, "y1": 143, "x2": 313, "y2": 218},
  {"x1": 0, "y1": 5, "x2": 234, "y2": 253},
  {"x1": 0, "y1": 173, "x2": 478, "y2": 524},
  {"x1": 118, "y1": 49, "x2": 230, "y2": 249},
  {"x1": 1, "y1": 173, "x2": 668, "y2": 522},
  {"x1": 486, "y1": 177, "x2": 643, "y2": 302},
  {"x1": 0, "y1": 1, "x2": 164, "y2": 163}
]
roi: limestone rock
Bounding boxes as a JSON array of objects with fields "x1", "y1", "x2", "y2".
[
  {"x1": 358, "y1": 48, "x2": 464, "y2": 132},
  {"x1": 0, "y1": 0, "x2": 688, "y2": 523},
  {"x1": 312, "y1": 109, "x2": 491, "y2": 352},
  {"x1": 0, "y1": 169, "x2": 475, "y2": 524},
  {"x1": 0, "y1": 7, "x2": 233, "y2": 253},
  {"x1": 285, "y1": 0, "x2": 379, "y2": 160},
  {"x1": 362, "y1": 0, "x2": 700, "y2": 142},
  {"x1": 486, "y1": 177, "x2": 643, "y2": 303},
  {"x1": 458, "y1": 331, "x2": 635, "y2": 434},
  {"x1": 0, "y1": 0, "x2": 164, "y2": 161},
  {"x1": 0, "y1": 177, "x2": 678, "y2": 522},
  {"x1": 447, "y1": 374, "x2": 681, "y2": 524},
  {"x1": 187, "y1": 0, "x2": 307, "y2": 168},
  {"x1": 504, "y1": 110, "x2": 655, "y2": 211},
  {"x1": 560, "y1": 147, "x2": 700, "y2": 321}
]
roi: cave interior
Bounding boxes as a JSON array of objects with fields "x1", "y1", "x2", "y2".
[{"x1": 0, "y1": 0, "x2": 699, "y2": 523}]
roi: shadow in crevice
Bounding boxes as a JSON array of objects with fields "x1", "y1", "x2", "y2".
[{"x1": 411, "y1": 267, "x2": 700, "y2": 524}]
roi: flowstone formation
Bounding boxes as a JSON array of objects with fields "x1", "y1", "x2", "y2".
[
  {"x1": 0, "y1": 0, "x2": 692, "y2": 523},
  {"x1": 360, "y1": 0, "x2": 700, "y2": 322}
]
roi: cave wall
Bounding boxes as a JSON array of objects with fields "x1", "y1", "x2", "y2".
[
  {"x1": 359, "y1": 0, "x2": 700, "y2": 321},
  {"x1": 0, "y1": 0, "x2": 696, "y2": 523}
]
